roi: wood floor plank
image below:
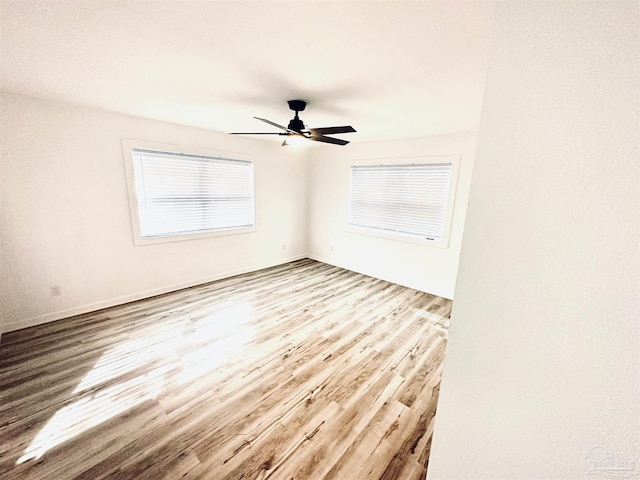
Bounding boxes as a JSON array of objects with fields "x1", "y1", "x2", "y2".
[{"x1": 0, "y1": 259, "x2": 451, "y2": 480}]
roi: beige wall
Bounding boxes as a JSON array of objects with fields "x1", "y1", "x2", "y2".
[
  {"x1": 429, "y1": 1, "x2": 639, "y2": 478},
  {"x1": 0, "y1": 93, "x2": 308, "y2": 333}
]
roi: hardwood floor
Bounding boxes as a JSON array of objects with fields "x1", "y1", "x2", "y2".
[{"x1": 0, "y1": 259, "x2": 451, "y2": 480}]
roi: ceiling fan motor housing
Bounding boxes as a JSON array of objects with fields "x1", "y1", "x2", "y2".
[
  {"x1": 287, "y1": 100, "x2": 307, "y2": 132},
  {"x1": 288, "y1": 117, "x2": 305, "y2": 132}
]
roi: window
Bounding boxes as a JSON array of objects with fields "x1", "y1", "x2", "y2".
[
  {"x1": 348, "y1": 161, "x2": 455, "y2": 246},
  {"x1": 124, "y1": 143, "x2": 255, "y2": 245}
]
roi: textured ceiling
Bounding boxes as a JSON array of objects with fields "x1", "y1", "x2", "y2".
[{"x1": 1, "y1": 1, "x2": 496, "y2": 143}]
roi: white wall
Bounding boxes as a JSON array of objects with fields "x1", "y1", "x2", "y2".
[
  {"x1": 0, "y1": 93, "x2": 307, "y2": 333},
  {"x1": 429, "y1": 2, "x2": 639, "y2": 479},
  {"x1": 306, "y1": 133, "x2": 476, "y2": 299}
]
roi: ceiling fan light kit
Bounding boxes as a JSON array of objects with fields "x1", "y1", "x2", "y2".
[
  {"x1": 282, "y1": 135, "x2": 307, "y2": 147},
  {"x1": 230, "y1": 100, "x2": 356, "y2": 146}
]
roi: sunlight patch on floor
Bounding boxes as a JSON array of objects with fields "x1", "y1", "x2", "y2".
[
  {"x1": 178, "y1": 301, "x2": 256, "y2": 385},
  {"x1": 72, "y1": 327, "x2": 181, "y2": 394},
  {"x1": 17, "y1": 300, "x2": 257, "y2": 465},
  {"x1": 17, "y1": 365, "x2": 167, "y2": 464}
]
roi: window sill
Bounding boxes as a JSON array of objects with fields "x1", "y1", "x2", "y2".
[
  {"x1": 346, "y1": 225, "x2": 449, "y2": 248},
  {"x1": 132, "y1": 226, "x2": 258, "y2": 246}
]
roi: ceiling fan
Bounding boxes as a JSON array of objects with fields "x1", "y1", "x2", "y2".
[{"x1": 230, "y1": 100, "x2": 356, "y2": 146}]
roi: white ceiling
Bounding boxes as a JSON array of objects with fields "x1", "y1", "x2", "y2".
[{"x1": 1, "y1": 1, "x2": 496, "y2": 143}]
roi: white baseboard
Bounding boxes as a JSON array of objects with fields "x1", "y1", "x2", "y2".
[{"x1": 2, "y1": 254, "x2": 307, "y2": 334}]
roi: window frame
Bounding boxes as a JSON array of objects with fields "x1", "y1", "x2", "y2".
[
  {"x1": 122, "y1": 139, "x2": 257, "y2": 246},
  {"x1": 346, "y1": 155, "x2": 459, "y2": 248}
]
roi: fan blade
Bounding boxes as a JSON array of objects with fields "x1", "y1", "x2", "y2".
[
  {"x1": 308, "y1": 126, "x2": 356, "y2": 135},
  {"x1": 310, "y1": 135, "x2": 350, "y2": 146},
  {"x1": 254, "y1": 117, "x2": 294, "y2": 132},
  {"x1": 230, "y1": 132, "x2": 285, "y2": 135}
]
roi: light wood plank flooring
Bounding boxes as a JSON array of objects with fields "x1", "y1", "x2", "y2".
[{"x1": 0, "y1": 259, "x2": 451, "y2": 480}]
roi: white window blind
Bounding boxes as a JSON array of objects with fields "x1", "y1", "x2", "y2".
[
  {"x1": 348, "y1": 163, "x2": 452, "y2": 242},
  {"x1": 131, "y1": 148, "x2": 255, "y2": 239}
]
